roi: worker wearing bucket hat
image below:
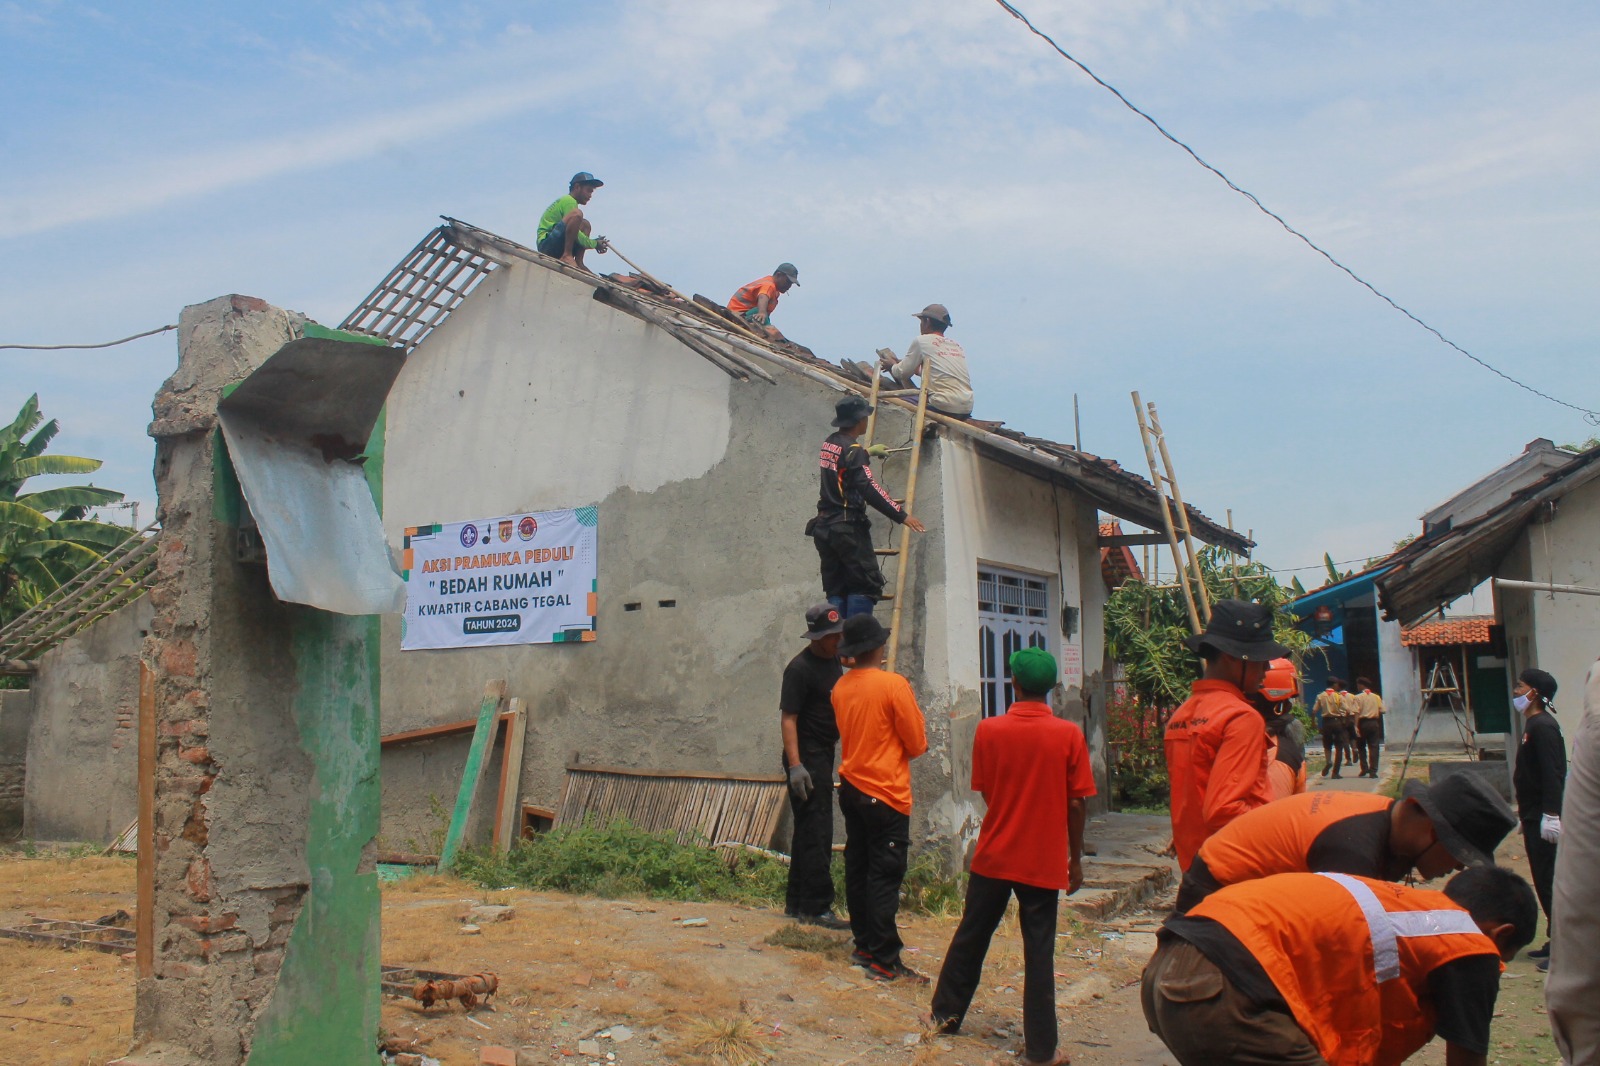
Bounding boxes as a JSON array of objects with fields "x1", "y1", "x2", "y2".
[
  {"x1": 1164, "y1": 600, "x2": 1290, "y2": 871},
  {"x1": 873, "y1": 303, "x2": 974, "y2": 418}
]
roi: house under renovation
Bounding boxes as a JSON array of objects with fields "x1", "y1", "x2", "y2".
[{"x1": 341, "y1": 219, "x2": 1251, "y2": 858}]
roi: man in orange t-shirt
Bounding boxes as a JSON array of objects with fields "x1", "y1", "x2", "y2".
[
  {"x1": 1164, "y1": 599, "x2": 1286, "y2": 871},
  {"x1": 831, "y1": 613, "x2": 928, "y2": 982},
  {"x1": 928, "y1": 647, "x2": 1095, "y2": 1066},
  {"x1": 727, "y1": 262, "x2": 798, "y2": 340}
]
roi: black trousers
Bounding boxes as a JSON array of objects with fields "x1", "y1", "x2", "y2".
[
  {"x1": 784, "y1": 747, "x2": 836, "y2": 917},
  {"x1": 1522, "y1": 819, "x2": 1558, "y2": 940},
  {"x1": 839, "y1": 777, "x2": 910, "y2": 968},
  {"x1": 1358, "y1": 718, "x2": 1382, "y2": 775},
  {"x1": 932, "y1": 871, "x2": 1061, "y2": 1063},
  {"x1": 1320, "y1": 722, "x2": 1348, "y2": 774},
  {"x1": 811, "y1": 521, "x2": 885, "y2": 601}
]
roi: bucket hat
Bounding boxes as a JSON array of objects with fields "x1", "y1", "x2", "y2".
[
  {"x1": 1183, "y1": 599, "x2": 1291, "y2": 661},
  {"x1": 838, "y1": 614, "x2": 889, "y2": 658},
  {"x1": 1405, "y1": 774, "x2": 1517, "y2": 868}
]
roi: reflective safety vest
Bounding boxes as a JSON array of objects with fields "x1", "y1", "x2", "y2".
[
  {"x1": 1197, "y1": 790, "x2": 1392, "y2": 888},
  {"x1": 1189, "y1": 872, "x2": 1499, "y2": 1066}
]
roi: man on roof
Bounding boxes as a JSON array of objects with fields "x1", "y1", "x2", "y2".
[
  {"x1": 877, "y1": 303, "x2": 974, "y2": 418},
  {"x1": 728, "y1": 262, "x2": 799, "y2": 341},
  {"x1": 1164, "y1": 599, "x2": 1285, "y2": 871},
  {"x1": 536, "y1": 171, "x2": 609, "y2": 272},
  {"x1": 1173, "y1": 771, "x2": 1518, "y2": 913},
  {"x1": 1144, "y1": 865, "x2": 1538, "y2": 1066}
]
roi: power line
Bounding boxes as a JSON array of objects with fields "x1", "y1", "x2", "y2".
[
  {"x1": 0, "y1": 323, "x2": 176, "y2": 351},
  {"x1": 1263, "y1": 555, "x2": 1383, "y2": 575},
  {"x1": 993, "y1": 0, "x2": 1600, "y2": 426}
]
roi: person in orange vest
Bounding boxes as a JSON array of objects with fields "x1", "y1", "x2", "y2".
[
  {"x1": 1173, "y1": 772, "x2": 1517, "y2": 912},
  {"x1": 1143, "y1": 865, "x2": 1537, "y2": 1066},
  {"x1": 727, "y1": 262, "x2": 798, "y2": 341},
  {"x1": 1164, "y1": 599, "x2": 1287, "y2": 871},
  {"x1": 1257, "y1": 657, "x2": 1307, "y2": 801}
]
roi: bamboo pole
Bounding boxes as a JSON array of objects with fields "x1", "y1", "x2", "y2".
[
  {"x1": 1132, "y1": 392, "x2": 1201, "y2": 635},
  {"x1": 885, "y1": 369, "x2": 932, "y2": 673},
  {"x1": 1146, "y1": 402, "x2": 1211, "y2": 624}
]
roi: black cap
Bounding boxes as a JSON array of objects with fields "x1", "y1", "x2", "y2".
[
  {"x1": 838, "y1": 614, "x2": 889, "y2": 657},
  {"x1": 802, "y1": 603, "x2": 845, "y2": 641},
  {"x1": 1519, "y1": 668, "x2": 1558, "y2": 703},
  {"x1": 570, "y1": 171, "x2": 603, "y2": 187},
  {"x1": 1405, "y1": 775, "x2": 1518, "y2": 868},
  {"x1": 1183, "y1": 599, "x2": 1291, "y2": 661},
  {"x1": 831, "y1": 395, "x2": 875, "y2": 428}
]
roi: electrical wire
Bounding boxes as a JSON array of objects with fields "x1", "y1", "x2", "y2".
[
  {"x1": 993, "y1": 0, "x2": 1600, "y2": 425},
  {"x1": 0, "y1": 324, "x2": 176, "y2": 351},
  {"x1": 1264, "y1": 555, "x2": 1385, "y2": 575}
]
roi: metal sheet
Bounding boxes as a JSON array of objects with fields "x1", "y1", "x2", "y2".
[{"x1": 218, "y1": 337, "x2": 406, "y2": 616}]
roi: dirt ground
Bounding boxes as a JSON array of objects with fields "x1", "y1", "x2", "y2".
[{"x1": 0, "y1": 815, "x2": 1565, "y2": 1066}]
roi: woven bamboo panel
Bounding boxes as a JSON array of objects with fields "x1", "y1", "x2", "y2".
[{"x1": 555, "y1": 764, "x2": 787, "y2": 848}]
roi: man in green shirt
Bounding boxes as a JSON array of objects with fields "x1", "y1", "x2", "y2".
[{"x1": 537, "y1": 172, "x2": 609, "y2": 272}]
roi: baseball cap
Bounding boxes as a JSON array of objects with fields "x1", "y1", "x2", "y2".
[
  {"x1": 774, "y1": 262, "x2": 800, "y2": 285},
  {"x1": 914, "y1": 303, "x2": 952, "y2": 327},
  {"x1": 570, "y1": 171, "x2": 604, "y2": 187},
  {"x1": 1009, "y1": 647, "x2": 1057, "y2": 694}
]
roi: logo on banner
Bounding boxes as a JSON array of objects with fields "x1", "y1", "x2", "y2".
[
  {"x1": 460, "y1": 524, "x2": 479, "y2": 548},
  {"x1": 518, "y1": 516, "x2": 537, "y2": 541},
  {"x1": 498, "y1": 520, "x2": 514, "y2": 543}
]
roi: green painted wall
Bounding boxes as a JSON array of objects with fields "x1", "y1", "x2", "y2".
[{"x1": 246, "y1": 610, "x2": 382, "y2": 1066}]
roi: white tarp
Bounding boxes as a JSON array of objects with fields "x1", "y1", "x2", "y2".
[{"x1": 401, "y1": 507, "x2": 597, "y2": 650}]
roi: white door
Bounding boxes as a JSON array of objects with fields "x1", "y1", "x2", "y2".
[{"x1": 978, "y1": 567, "x2": 1054, "y2": 717}]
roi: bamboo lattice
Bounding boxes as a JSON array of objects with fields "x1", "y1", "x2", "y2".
[
  {"x1": 0, "y1": 525, "x2": 158, "y2": 666},
  {"x1": 555, "y1": 765, "x2": 788, "y2": 849}
]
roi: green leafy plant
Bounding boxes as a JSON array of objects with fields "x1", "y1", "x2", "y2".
[{"x1": 0, "y1": 394, "x2": 129, "y2": 625}]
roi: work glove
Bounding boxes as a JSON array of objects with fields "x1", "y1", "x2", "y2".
[
  {"x1": 787, "y1": 764, "x2": 814, "y2": 802},
  {"x1": 1541, "y1": 813, "x2": 1563, "y2": 843},
  {"x1": 866, "y1": 444, "x2": 890, "y2": 458}
]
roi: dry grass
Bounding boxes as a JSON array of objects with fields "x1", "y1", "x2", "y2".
[
  {"x1": 679, "y1": 1015, "x2": 773, "y2": 1066},
  {"x1": 761, "y1": 923, "x2": 851, "y2": 961},
  {"x1": 0, "y1": 940, "x2": 134, "y2": 1065},
  {"x1": 0, "y1": 853, "x2": 135, "y2": 925}
]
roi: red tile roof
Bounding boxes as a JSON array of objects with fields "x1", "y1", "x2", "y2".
[
  {"x1": 1099, "y1": 521, "x2": 1145, "y2": 589},
  {"x1": 1400, "y1": 616, "x2": 1494, "y2": 647}
]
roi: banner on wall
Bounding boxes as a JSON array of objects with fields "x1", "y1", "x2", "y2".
[{"x1": 401, "y1": 506, "x2": 597, "y2": 650}]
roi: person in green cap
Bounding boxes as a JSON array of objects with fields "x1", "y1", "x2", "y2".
[
  {"x1": 536, "y1": 171, "x2": 609, "y2": 272},
  {"x1": 924, "y1": 647, "x2": 1095, "y2": 1066}
]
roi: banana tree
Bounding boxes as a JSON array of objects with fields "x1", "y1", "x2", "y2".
[{"x1": 0, "y1": 394, "x2": 131, "y2": 624}]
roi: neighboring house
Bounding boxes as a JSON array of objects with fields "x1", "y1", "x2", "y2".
[
  {"x1": 345, "y1": 220, "x2": 1249, "y2": 860},
  {"x1": 1398, "y1": 615, "x2": 1511, "y2": 747},
  {"x1": 1377, "y1": 439, "x2": 1600, "y2": 759},
  {"x1": 1289, "y1": 567, "x2": 1424, "y2": 746}
]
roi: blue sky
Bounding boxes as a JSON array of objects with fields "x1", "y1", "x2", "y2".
[{"x1": 4, "y1": 0, "x2": 1597, "y2": 586}]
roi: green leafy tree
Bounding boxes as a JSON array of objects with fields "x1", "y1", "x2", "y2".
[{"x1": 0, "y1": 394, "x2": 130, "y2": 625}]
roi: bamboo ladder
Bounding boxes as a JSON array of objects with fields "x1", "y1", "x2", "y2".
[
  {"x1": 1131, "y1": 392, "x2": 1211, "y2": 636},
  {"x1": 861, "y1": 352, "x2": 934, "y2": 672}
]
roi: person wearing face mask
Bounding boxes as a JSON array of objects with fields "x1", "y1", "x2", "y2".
[
  {"x1": 1511, "y1": 666, "x2": 1565, "y2": 968},
  {"x1": 1172, "y1": 772, "x2": 1518, "y2": 913},
  {"x1": 1164, "y1": 600, "x2": 1288, "y2": 872}
]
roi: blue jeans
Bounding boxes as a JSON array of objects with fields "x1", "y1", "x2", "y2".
[
  {"x1": 537, "y1": 222, "x2": 578, "y2": 257},
  {"x1": 828, "y1": 594, "x2": 875, "y2": 619}
]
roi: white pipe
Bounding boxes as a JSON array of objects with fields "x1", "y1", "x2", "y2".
[{"x1": 1493, "y1": 578, "x2": 1600, "y2": 597}]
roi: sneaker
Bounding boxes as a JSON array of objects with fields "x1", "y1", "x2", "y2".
[
  {"x1": 887, "y1": 962, "x2": 930, "y2": 985},
  {"x1": 1537, "y1": 957, "x2": 1550, "y2": 973},
  {"x1": 849, "y1": 950, "x2": 874, "y2": 969},
  {"x1": 864, "y1": 962, "x2": 899, "y2": 982},
  {"x1": 1528, "y1": 942, "x2": 1551, "y2": 960},
  {"x1": 795, "y1": 910, "x2": 851, "y2": 932}
]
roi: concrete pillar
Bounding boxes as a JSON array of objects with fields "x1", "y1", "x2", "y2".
[{"x1": 116, "y1": 296, "x2": 381, "y2": 1066}]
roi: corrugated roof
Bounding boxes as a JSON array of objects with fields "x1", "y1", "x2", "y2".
[
  {"x1": 342, "y1": 219, "x2": 1254, "y2": 555},
  {"x1": 1400, "y1": 616, "x2": 1494, "y2": 646}
]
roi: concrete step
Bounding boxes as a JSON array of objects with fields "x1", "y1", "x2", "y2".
[{"x1": 1066, "y1": 859, "x2": 1175, "y2": 921}]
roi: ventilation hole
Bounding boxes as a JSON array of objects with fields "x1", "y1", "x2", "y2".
[
  {"x1": 623, "y1": 602, "x2": 642, "y2": 612},
  {"x1": 658, "y1": 599, "x2": 677, "y2": 608}
]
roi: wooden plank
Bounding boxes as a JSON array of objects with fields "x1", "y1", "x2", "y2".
[
  {"x1": 136, "y1": 660, "x2": 155, "y2": 980},
  {"x1": 437, "y1": 680, "x2": 506, "y2": 870},
  {"x1": 381, "y1": 712, "x2": 512, "y2": 747},
  {"x1": 492, "y1": 699, "x2": 528, "y2": 853}
]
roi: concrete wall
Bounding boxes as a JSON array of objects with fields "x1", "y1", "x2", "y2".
[
  {"x1": 1376, "y1": 615, "x2": 1462, "y2": 750},
  {"x1": 21, "y1": 598, "x2": 150, "y2": 843},
  {"x1": 375, "y1": 260, "x2": 1107, "y2": 867},
  {"x1": 0, "y1": 688, "x2": 33, "y2": 833}
]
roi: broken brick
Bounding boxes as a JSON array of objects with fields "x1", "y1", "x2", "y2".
[{"x1": 185, "y1": 857, "x2": 213, "y2": 902}]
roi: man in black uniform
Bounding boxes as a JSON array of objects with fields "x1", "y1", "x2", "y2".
[
  {"x1": 806, "y1": 395, "x2": 926, "y2": 618},
  {"x1": 1513, "y1": 666, "x2": 1566, "y2": 967},
  {"x1": 781, "y1": 603, "x2": 849, "y2": 929}
]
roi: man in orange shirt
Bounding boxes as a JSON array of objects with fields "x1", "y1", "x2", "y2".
[
  {"x1": 727, "y1": 262, "x2": 798, "y2": 341},
  {"x1": 927, "y1": 648, "x2": 1094, "y2": 1066},
  {"x1": 1143, "y1": 866, "x2": 1536, "y2": 1065},
  {"x1": 1164, "y1": 599, "x2": 1286, "y2": 871},
  {"x1": 831, "y1": 614, "x2": 928, "y2": 982}
]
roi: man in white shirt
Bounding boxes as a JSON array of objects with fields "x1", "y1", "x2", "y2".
[{"x1": 878, "y1": 303, "x2": 974, "y2": 418}]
